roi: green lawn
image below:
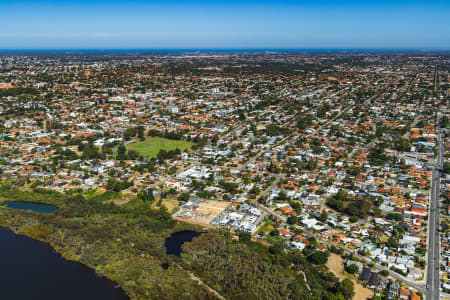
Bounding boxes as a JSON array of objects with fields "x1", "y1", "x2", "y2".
[
  {"x1": 126, "y1": 137, "x2": 195, "y2": 158},
  {"x1": 256, "y1": 222, "x2": 274, "y2": 235}
]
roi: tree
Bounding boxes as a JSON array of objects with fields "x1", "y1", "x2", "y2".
[
  {"x1": 117, "y1": 144, "x2": 127, "y2": 160},
  {"x1": 375, "y1": 127, "x2": 384, "y2": 138},
  {"x1": 157, "y1": 149, "x2": 168, "y2": 162},
  {"x1": 349, "y1": 216, "x2": 359, "y2": 223},
  {"x1": 81, "y1": 142, "x2": 103, "y2": 160},
  {"x1": 265, "y1": 124, "x2": 288, "y2": 136},
  {"x1": 269, "y1": 242, "x2": 283, "y2": 255},
  {"x1": 127, "y1": 150, "x2": 139, "y2": 160},
  {"x1": 137, "y1": 126, "x2": 145, "y2": 140},
  {"x1": 276, "y1": 190, "x2": 288, "y2": 201},
  {"x1": 238, "y1": 231, "x2": 251, "y2": 242},
  {"x1": 308, "y1": 251, "x2": 328, "y2": 265},
  {"x1": 287, "y1": 215, "x2": 297, "y2": 225},
  {"x1": 345, "y1": 264, "x2": 359, "y2": 274},
  {"x1": 387, "y1": 236, "x2": 398, "y2": 248},
  {"x1": 308, "y1": 236, "x2": 318, "y2": 248},
  {"x1": 219, "y1": 180, "x2": 238, "y2": 193},
  {"x1": 138, "y1": 189, "x2": 154, "y2": 203},
  {"x1": 327, "y1": 295, "x2": 346, "y2": 300},
  {"x1": 444, "y1": 161, "x2": 450, "y2": 175},
  {"x1": 249, "y1": 185, "x2": 261, "y2": 195},
  {"x1": 178, "y1": 192, "x2": 190, "y2": 202},
  {"x1": 319, "y1": 212, "x2": 328, "y2": 223},
  {"x1": 269, "y1": 229, "x2": 279, "y2": 237},
  {"x1": 336, "y1": 278, "x2": 355, "y2": 300}
]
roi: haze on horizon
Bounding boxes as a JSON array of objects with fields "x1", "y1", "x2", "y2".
[{"x1": 1, "y1": 0, "x2": 449, "y2": 50}]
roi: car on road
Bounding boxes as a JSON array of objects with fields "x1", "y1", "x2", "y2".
[{"x1": 427, "y1": 284, "x2": 430, "y2": 289}]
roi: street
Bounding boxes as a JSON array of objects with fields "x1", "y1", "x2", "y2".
[{"x1": 425, "y1": 122, "x2": 444, "y2": 300}]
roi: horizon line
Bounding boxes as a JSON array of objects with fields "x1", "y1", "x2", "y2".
[{"x1": 1, "y1": 47, "x2": 450, "y2": 54}]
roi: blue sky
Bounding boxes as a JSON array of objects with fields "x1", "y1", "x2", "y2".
[{"x1": 1, "y1": 0, "x2": 449, "y2": 49}]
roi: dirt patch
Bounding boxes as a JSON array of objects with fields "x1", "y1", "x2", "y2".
[
  {"x1": 108, "y1": 198, "x2": 131, "y2": 205},
  {"x1": 250, "y1": 237, "x2": 271, "y2": 247},
  {"x1": 160, "y1": 199, "x2": 180, "y2": 213},
  {"x1": 327, "y1": 253, "x2": 346, "y2": 281},
  {"x1": 326, "y1": 253, "x2": 373, "y2": 300},
  {"x1": 104, "y1": 191, "x2": 133, "y2": 205},
  {"x1": 173, "y1": 200, "x2": 231, "y2": 227}
]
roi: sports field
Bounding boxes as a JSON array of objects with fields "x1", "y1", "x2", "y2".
[{"x1": 126, "y1": 137, "x2": 195, "y2": 158}]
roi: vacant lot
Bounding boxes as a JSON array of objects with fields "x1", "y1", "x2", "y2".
[
  {"x1": 174, "y1": 200, "x2": 231, "y2": 227},
  {"x1": 127, "y1": 137, "x2": 195, "y2": 158},
  {"x1": 326, "y1": 253, "x2": 373, "y2": 300},
  {"x1": 159, "y1": 199, "x2": 180, "y2": 213}
]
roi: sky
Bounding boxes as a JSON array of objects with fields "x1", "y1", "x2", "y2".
[{"x1": 1, "y1": 0, "x2": 449, "y2": 50}]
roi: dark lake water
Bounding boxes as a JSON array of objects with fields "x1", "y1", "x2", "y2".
[
  {"x1": 165, "y1": 230, "x2": 201, "y2": 256},
  {"x1": 0, "y1": 227, "x2": 129, "y2": 300},
  {"x1": 2, "y1": 201, "x2": 58, "y2": 213}
]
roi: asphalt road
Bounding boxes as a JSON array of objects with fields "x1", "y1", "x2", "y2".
[{"x1": 425, "y1": 125, "x2": 443, "y2": 300}]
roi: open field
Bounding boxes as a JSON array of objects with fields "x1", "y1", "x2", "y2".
[
  {"x1": 126, "y1": 137, "x2": 195, "y2": 158},
  {"x1": 159, "y1": 198, "x2": 180, "y2": 213},
  {"x1": 326, "y1": 253, "x2": 373, "y2": 300},
  {"x1": 173, "y1": 200, "x2": 231, "y2": 227}
]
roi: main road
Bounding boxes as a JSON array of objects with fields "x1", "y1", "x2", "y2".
[{"x1": 425, "y1": 122, "x2": 444, "y2": 300}]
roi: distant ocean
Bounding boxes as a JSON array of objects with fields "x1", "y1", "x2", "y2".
[{"x1": 0, "y1": 48, "x2": 448, "y2": 54}]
